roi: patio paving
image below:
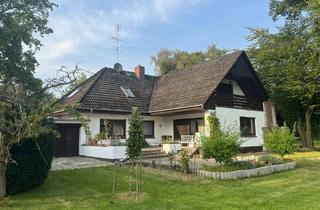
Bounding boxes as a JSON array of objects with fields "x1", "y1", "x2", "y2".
[{"x1": 51, "y1": 156, "x2": 113, "y2": 171}]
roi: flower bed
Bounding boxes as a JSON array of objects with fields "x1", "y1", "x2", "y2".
[{"x1": 196, "y1": 161, "x2": 296, "y2": 180}]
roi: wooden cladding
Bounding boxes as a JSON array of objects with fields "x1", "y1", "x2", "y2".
[{"x1": 214, "y1": 92, "x2": 263, "y2": 111}]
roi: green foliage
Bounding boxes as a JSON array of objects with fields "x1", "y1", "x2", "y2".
[
  {"x1": 0, "y1": 0, "x2": 56, "y2": 91},
  {"x1": 202, "y1": 132, "x2": 241, "y2": 165},
  {"x1": 180, "y1": 151, "x2": 190, "y2": 175},
  {"x1": 168, "y1": 152, "x2": 175, "y2": 169},
  {"x1": 202, "y1": 113, "x2": 241, "y2": 165},
  {"x1": 207, "y1": 112, "x2": 221, "y2": 138},
  {"x1": 1, "y1": 153, "x2": 320, "y2": 209},
  {"x1": 247, "y1": 0, "x2": 320, "y2": 148},
  {"x1": 151, "y1": 45, "x2": 230, "y2": 75},
  {"x1": 265, "y1": 126, "x2": 297, "y2": 159},
  {"x1": 6, "y1": 132, "x2": 55, "y2": 195},
  {"x1": 258, "y1": 154, "x2": 283, "y2": 165},
  {"x1": 126, "y1": 107, "x2": 145, "y2": 159}
]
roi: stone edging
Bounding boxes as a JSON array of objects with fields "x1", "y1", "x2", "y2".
[{"x1": 196, "y1": 162, "x2": 296, "y2": 180}]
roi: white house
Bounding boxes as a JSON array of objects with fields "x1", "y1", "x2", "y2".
[{"x1": 53, "y1": 51, "x2": 276, "y2": 158}]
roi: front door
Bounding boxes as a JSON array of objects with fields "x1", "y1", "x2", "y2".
[{"x1": 55, "y1": 124, "x2": 80, "y2": 157}]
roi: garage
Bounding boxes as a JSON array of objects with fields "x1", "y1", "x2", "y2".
[{"x1": 55, "y1": 124, "x2": 80, "y2": 157}]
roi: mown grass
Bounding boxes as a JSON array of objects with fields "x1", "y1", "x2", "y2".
[{"x1": 1, "y1": 152, "x2": 320, "y2": 210}]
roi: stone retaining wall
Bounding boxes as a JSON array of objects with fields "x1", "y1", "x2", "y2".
[{"x1": 196, "y1": 162, "x2": 296, "y2": 180}]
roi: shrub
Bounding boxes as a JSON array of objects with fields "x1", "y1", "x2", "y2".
[
  {"x1": 6, "y1": 133, "x2": 55, "y2": 195},
  {"x1": 202, "y1": 114, "x2": 241, "y2": 165},
  {"x1": 264, "y1": 126, "x2": 297, "y2": 160},
  {"x1": 168, "y1": 152, "x2": 175, "y2": 169},
  {"x1": 258, "y1": 154, "x2": 282, "y2": 165},
  {"x1": 180, "y1": 151, "x2": 190, "y2": 175},
  {"x1": 207, "y1": 112, "x2": 221, "y2": 138},
  {"x1": 202, "y1": 133, "x2": 241, "y2": 165}
]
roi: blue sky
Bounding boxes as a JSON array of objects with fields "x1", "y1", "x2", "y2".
[{"x1": 35, "y1": 0, "x2": 281, "y2": 79}]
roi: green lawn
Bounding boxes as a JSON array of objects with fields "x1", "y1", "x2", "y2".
[{"x1": 1, "y1": 152, "x2": 320, "y2": 210}]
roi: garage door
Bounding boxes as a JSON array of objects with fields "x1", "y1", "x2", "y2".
[{"x1": 55, "y1": 124, "x2": 80, "y2": 157}]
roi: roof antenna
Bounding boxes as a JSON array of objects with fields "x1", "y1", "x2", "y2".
[{"x1": 111, "y1": 24, "x2": 126, "y2": 64}]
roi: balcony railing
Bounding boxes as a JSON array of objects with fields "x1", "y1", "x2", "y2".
[{"x1": 215, "y1": 92, "x2": 263, "y2": 111}]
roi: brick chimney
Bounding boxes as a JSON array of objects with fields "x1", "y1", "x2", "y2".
[{"x1": 135, "y1": 65, "x2": 145, "y2": 79}]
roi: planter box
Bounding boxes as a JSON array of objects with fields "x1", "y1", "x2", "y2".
[
  {"x1": 162, "y1": 143, "x2": 182, "y2": 154},
  {"x1": 80, "y1": 145, "x2": 127, "y2": 160},
  {"x1": 197, "y1": 162, "x2": 296, "y2": 180}
]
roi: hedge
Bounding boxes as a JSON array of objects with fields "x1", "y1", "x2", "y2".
[{"x1": 6, "y1": 133, "x2": 56, "y2": 195}]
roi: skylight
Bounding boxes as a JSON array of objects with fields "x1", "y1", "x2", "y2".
[{"x1": 121, "y1": 86, "x2": 135, "y2": 98}]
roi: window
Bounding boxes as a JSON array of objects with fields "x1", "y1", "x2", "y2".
[
  {"x1": 216, "y1": 83, "x2": 233, "y2": 94},
  {"x1": 174, "y1": 118, "x2": 205, "y2": 140},
  {"x1": 240, "y1": 117, "x2": 256, "y2": 137},
  {"x1": 121, "y1": 86, "x2": 135, "y2": 98},
  {"x1": 144, "y1": 121, "x2": 154, "y2": 138},
  {"x1": 100, "y1": 119, "x2": 126, "y2": 139}
]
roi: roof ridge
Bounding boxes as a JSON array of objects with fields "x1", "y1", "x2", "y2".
[
  {"x1": 102, "y1": 67, "x2": 158, "y2": 79},
  {"x1": 157, "y1": 50, "x2": 243, "y2": 78}
]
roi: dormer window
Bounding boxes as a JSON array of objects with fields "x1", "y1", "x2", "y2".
[{"x1": 121, "y1": 86, "x2": 135, "y2": 98}]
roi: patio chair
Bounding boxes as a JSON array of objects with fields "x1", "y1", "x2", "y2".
[{"x1": 180, "y1": 135, "x2": 194, "y2": 147}]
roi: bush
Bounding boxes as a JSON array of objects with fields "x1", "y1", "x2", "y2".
[
  {"x1": 202, "y1": 133, "x2": 241, "y2": 165},
  {"x1": 202, "y1": 113, "x2": 241, "y2": 165},
  {"x1": 258, "y1": 154, "x2": 282, "y2": 165},
  {"x1": 6, "y1": 133, "x2": 55, "y2": 195},
  {"x1": 180, "y1": 151, "x2": 190, "y2": 175},
  {"x1": 264, "y1": 126, "x2": 297, "y2": 160}
]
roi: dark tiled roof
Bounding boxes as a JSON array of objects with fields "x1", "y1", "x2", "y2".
[
  {"x1": 56, "y1": 70, "x2": 104, "y2": 109},
  {"x1": 149, "y1": 51, "x2": 242, "y2": 112},
  {"x1": 56, "y1": 51, "x2": 244, "y2": 114},
  {"x1": 79, "y1": 68, "x2": 156, "y2": 113}
]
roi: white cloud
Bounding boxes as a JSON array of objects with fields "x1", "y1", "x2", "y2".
[{"x1": 35, "y1": 0, "x2": 202, "y2": 79}]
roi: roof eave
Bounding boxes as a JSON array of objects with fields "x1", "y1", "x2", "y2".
[{"x1": 149, "y1": 104, "x2": 204, "y2": 116}]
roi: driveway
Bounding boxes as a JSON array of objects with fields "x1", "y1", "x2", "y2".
[{"x1": 51, "y1": 156, "x2": 113, "y2": 171}]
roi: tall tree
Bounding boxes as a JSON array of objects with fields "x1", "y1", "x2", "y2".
[
  {"x1": 0, "y1": 0, "x2": 56, "y2": 91},
  {"x1": 247, "y1": 0, "x2": 320, "y2": 149},
  {"x1": 151, "y1": 44, "x2": 229, "y2": 75},
  {"x1": 0, "y1": 0, "x2": 83, "y2": 198}
]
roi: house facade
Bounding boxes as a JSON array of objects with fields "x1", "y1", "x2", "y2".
[{"x1": 53, "y1": 51, "x2": 276, "y2": 158}]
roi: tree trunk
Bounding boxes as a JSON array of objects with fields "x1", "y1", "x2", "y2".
[
  {"x1": 0, "y1": 166, "x2": 5, "y2": 199},
  {"x1": 297, "y1": 116, "x2": 306, "y2": 147},
  {"x1": 129, "y1": 160, "x2": 134, "y2": 193},
  {"x1": 0, "y1": 132, "x2": 6, "y2": 199},
  {"x1": 135, "y1": 161, "x2": 139, "y2": 200},
  {"x1": 138, "y1": 157, "x2": 142, "y2": 194},
  {"x1": 112, "y1": 161, "x2": 116, "y2": 194},
  {"x1": 305, "y1": 108, "x2": 313, "y2": 149}
]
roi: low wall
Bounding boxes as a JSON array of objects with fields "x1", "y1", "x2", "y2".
[
  {"x1": 80, "y1": 145, "x2": 127, "y2": 160},
  {"x1": 196, "y1": 162, "x2": 296, "y2": 180}
]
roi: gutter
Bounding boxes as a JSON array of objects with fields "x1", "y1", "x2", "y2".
[{"x1": 149, "y1": 104, "x2": 203, "y2": 114}]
